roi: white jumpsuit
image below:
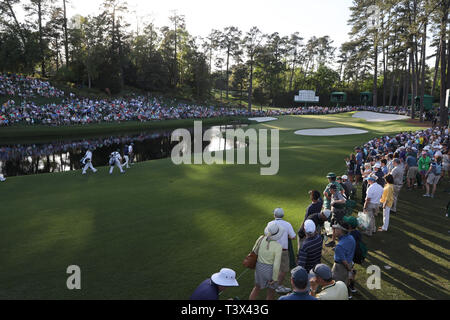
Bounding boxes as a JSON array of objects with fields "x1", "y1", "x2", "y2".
[
  {"x1": 109, "y1": 152, "x2": 124, "y2": 174},
  {"x1": 82, "y1": 150, "x2": 97, "y2": 174}
]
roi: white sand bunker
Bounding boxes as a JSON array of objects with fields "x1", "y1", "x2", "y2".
[
  {"x1": 248, "y1": 117, "x2": 278, "y2": 123},
  {"x1": 295, "y1": 127, "x2": 368, "y2": 136},
  {"x1": 352, "y1": 111, "x2": 409, "y2": 122}
]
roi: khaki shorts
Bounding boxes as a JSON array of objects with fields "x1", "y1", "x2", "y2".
[
  {"x1": 427, "y1": 173, "x2": 441, "y2": 185},
  {"x1": 280, "y1": 250, "x2": 290, "y2": 273},
  {"x1": 407, "y1": 166, "x2": 418, "y2": 179}
]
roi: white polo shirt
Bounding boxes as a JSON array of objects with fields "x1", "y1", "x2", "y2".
[
  {"x1": 316, "y1": 281, "x2": 348, "y2": 300},
  {"x1": 274, "y1": 218, "x2": 296, "y2": 250},
  {"x1": 366, "y1": 182, "x2": 384, "y2": 205}
]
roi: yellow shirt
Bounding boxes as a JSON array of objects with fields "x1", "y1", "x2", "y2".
[
  {"x1": 380, "y1": 183, "x2": 394, "y2": 208},
  {"x1": 253, "y1": 236, "x2": 282, "y2": 281}
]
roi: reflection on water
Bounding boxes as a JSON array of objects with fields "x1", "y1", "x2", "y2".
[{"x1": 0, "y1": 125, "x2": 247, "y2": 176}]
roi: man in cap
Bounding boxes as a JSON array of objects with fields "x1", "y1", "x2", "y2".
[
  {"x1": 190, "y1": 268, "x2": 239, "y2": 300},
  {"x1": 109, "y1": 149, "x2": 125, "y2": 174},
  {"x1": 122, "y1": 144, "x2": 130, "y2": 169},
  {"x1": 278, "y1": 266, "x2": 317, "y2": 300},
  {"x1": 418, "y1": 150, "x2": 431, "y2": 189},
  {"x1": 323, "y1": 173, "x2": 343, "y2": 211},
  {"x1": 309, "y1": 264, "x2": 348, "y2": 300},
  {"x1": 373, "y1": 163, "x2": 385, "y2": 187},
  {"x1": 389, "y1": 158, "x2": 404, "y2": 213},
  {"x1": 272, "y1": 208, "x2": 296, "y2": 294},
  {"x1": 81, "y1": 148, "x2": 97, "y2": 175},
  {"x1": 298, "y1": 209, "x2": 330, "y2": 246},
  {"x1": 331, "y1": 221, "x2": 355, "y2": 286},
  {"x1": 297, "y1": 220, "x2": 323, "y2": 272},
  {"x1": 363, "y1": 175, "x2": 384, "y2": 236},
  {"x1": 405, "y1": 149, "x2": 418, "y2": 189},
  {"x1": 341, "y1": 175, "x2": 356, "y2": 200},
  {"x1": 325, "y1": 184, "x2": 346, "y2": 248}
]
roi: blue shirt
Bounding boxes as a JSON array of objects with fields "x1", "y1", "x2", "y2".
[
  {"x1": 190, "y1": 279, "x2": 219, "y2": 300},
  {"x1": 334, "y1": 234, "x2": 356, "y2": 264},
  {"x1": 406, "y1": 155, "x2": 417, "y2": 167},
  {"x1": 279, "y1": 290, "x2": 317, "y2": 300}
]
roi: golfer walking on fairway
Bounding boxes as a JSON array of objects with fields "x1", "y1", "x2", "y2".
[
  {"x1": 109, "y1": 150, "x2": 125, "y2": 174},
  {"x1": 81, "y1": 148, "x2": 97, "y2": 174}
]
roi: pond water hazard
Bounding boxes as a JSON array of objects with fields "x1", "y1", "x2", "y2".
[{"x1": 0, "y1": 124, "x2": 247, "y2": 177}]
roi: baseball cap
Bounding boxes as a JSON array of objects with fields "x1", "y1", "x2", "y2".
[
  {"x1": 373, "y1": 163, "x2": 381, "y2": 169},
  {"x1": 368, "y1": 175, "x2": 377, "y2": 182},
  {"x1": 342, "y1": 175, "x2": 348, "y2": 180},
  {"x1": 343, "y1": 216, "x2": 358, "y2": 229},
  {"x1": 304, "y1": 219, "x2": 316, "y2": 234},
  {"x1": 327, "y1": 172, "x2": 336, "y2": 178},
  {"x1": 273, "y1": 208, "x2": 284, "y2": 218},
  {"x1": 291, "y1": 266, "x2": 308, "y2": 289},
  {"x1": 309, "y1": 264, "x2": 333, "y2": 282},
  {"x1": 321, "y1": 209, "x2": 331, "y2": 219}
]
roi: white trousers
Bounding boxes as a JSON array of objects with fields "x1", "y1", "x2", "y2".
[
  {"x1": 109, "y1": 160, "x2": 124, "y2": 174},
  {"x1": 123, "y1": 155, "x2": 130, "y2": 168},
  {"x1": 382, "y1": 206, "x2": 391, "y2": 231},
  {"x1": 82, "y1": 161, "x2": 97, "y2": 174}
]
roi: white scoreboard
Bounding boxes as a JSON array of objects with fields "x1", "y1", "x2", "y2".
[{"x1": 295, "y1": 90, "x2": 319, "y2": 102}]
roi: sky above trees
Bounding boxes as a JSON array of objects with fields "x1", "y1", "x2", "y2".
[{"x1": 16, "y1": 0, "x2": 355, "y2": 48}]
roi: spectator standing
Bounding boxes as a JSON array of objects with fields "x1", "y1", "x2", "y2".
[
  {"x1": 390, "y1": 158, "x2": 404, "y2": 213},
  {"x1": 331, "y1": 222, "x2": 356, "y2": 286},
  {"x1": 297, "y1": 220, "x2": 323, "y2": 272},
  {"x1": 249, "y1": 221, "x2": 284, "y2": 300},
  {"x1": 325, "y1": 184, "x2": 347, "y2": 248},
  {"x1": 363, "y1": 175, "x2": 383, "y2": 236},
  {"x1": 424, "y1": 156, "x2": 444, "y2": 198},
  {"x1": 272, "y1": 208, "x2": 296, "y2": 294},
  {"x1": 379, "y1": 174, "x2": 394, "y2": 232}
]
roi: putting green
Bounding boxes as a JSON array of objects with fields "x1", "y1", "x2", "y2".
[{"x1": 0, "y1": 113, "x2": 448, "y2": 300}]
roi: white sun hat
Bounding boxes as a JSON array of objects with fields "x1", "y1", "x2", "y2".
[
  {"x1": 264, "y1": 221, "x2": 285, "y2": 241},
  {"x1": 211, "y1": 268, "x2": 239, "y2": 287}
]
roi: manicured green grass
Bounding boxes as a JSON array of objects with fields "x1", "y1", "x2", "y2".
[{"x1": 0, "y1": 113, "x2": 448, "y2": 300}]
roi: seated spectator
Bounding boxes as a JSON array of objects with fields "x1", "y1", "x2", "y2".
[{"x1": 190, "y1": 268, "x2": 239, "y2": 300}]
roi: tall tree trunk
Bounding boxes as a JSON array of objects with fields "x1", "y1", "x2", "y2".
[
  {"x1": 38, "y1": 0, "x2": 46, "y2": 77},
  {"x1": 419, "y1": 22, "x2": 427, "y2": 122},
  {"x1": 373, "y1": 35, "x2": 378, "y2": 108},
  {"x1": 431, "y1": 43, "x2": 441, "y2": 96},
  {"x1": 63, "y1": 0, "x2": 69, "y2": 65},
  {"x1": 248, "y1": 58, "x2": 253, "y2": 112},
  {"x1": 225, "y1": 46, "x2": 230, "y2": 99},
  {"x1": 440, "y1": 0, "x2": 449, "y2": 127}
]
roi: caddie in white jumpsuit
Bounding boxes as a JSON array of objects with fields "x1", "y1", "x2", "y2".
[
  {"x1": 109, "y1": 150, "x2": 125, "y2": 174},
  {"x1": 81, "y1": 149, "x2": 97, "y2": 174}
]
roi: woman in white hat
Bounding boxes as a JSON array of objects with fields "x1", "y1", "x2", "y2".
[{"x1": 249, "y1": 221, "x2": 284, "y2": 300}]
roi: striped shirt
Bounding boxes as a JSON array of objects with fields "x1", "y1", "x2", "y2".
[{"x1": 297, "y1": 233, "x2": 323, "y2": 272}]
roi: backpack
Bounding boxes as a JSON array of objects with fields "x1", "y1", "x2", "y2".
[{"x1": 353, "y1": 240, "x2": 368, "y2": 264}]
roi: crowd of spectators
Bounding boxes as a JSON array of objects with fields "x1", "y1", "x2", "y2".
[
  {"x1": 191, "y1": 125, "x2": 449, "y2": 300},
  {"x1": 1, "y1": 74, "x2": 430, "y2": 127}
]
